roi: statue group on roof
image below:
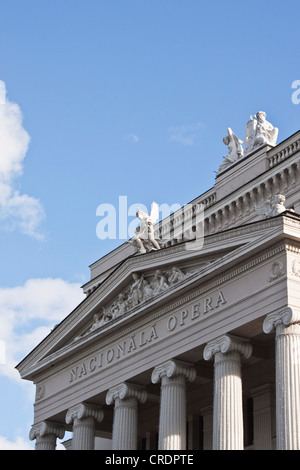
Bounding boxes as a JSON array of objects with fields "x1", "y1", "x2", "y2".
[{"x1": 219, "y1": 111, "x2": 278, "y2": 173}]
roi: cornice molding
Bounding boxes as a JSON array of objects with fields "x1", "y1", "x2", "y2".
[
  {"x1": 17, "y1": 216, "x2": 300, "y2": 380},
  {"x1": 85, "y1": 215, "x2": 297, "y2": 295}
]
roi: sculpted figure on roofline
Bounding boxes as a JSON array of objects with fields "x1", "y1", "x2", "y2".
[
  {"x1": 218, "y1": 111, "x2": 278, "y2": 173},
  {"x1": 130, "y1": 202, "x2": 163, "y2": 254}
]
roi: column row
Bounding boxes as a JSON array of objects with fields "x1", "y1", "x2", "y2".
[{"x1": 29, "y1": 307, "x2": 300, "y2": 450}]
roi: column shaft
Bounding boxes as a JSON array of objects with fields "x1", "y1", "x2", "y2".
[
  {"x1": 151, "y1": 360, "x2": 196, "y2": 451},
  {"x1": 203, "y1": 335, "x2": 252, "y2": 450},
  {"x1": 263, "y1": 308, "x2": 300, "y2": 450},
  {"x1": 106, "y1": 383, "x2": 147, "y2": 450},
  {"x1": 65, "y1": 403, "x2": 104, "y2": 450},
  {"x1": 112, "y1": 397, "x2": 138, "y2": 449},
  {"x1": 35, "y1": 433, "x2": 57, "y2": 451},
  {"x1": 159, "y1": 375, "x2": 186, "y2": 450},
  {"x1": 276, "y1": 323, "x2": 300, "y2": 449},
  {"x1": 72, "y1": 416, "x2": 95, "y2": 450},
  {"x1": 213, "y1": 351, "x2": 243, "y2": 449}
]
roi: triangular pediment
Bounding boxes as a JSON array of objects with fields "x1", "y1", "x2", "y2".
[
  {"x1": 40, "y1": 248, "x2": 220, "y2": 358},
  {"x1": 17, "y1": 214, "x2": 295, "y2": 380},
  {"x1": 73, "y1": 262, "x2": 210, "y2": 341}
]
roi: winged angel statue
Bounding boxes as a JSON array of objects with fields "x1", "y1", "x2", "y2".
[
  {"x1": 217, "y1": 112, "x2": 278, "y2": 174},
  {"x1": 129, "y1": 202, "x2": 163, "y2": 254},
  {"x1": 218, "y1": 128, "x2": 244, "y2": 172}
]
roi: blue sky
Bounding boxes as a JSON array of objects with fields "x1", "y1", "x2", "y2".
[{"x1": 0, "y1": 0, "x2": 299, "y2": 449}]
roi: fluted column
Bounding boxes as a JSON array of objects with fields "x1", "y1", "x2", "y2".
[
  {"x1": 106, "y1": 382, "x2": 147, "y2": 450},
  {"x1": 151, "y1": 359, "x2": 196, "y2": 450},
  {"x1": 65, "y1": 403, "x2": 104, "y2": 450},
  {"x1": 203, "y1": 335, "x2": 252, "y2": 450},
  {"x1": 29, "y1": 420, "x2": 65, "y2": 450},
  {"x1": 263, "y1": 307, "x2": 300, "y2": 450}
]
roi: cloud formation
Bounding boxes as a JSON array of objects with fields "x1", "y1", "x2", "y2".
[
  {"x1": 0, "y1": 435, "x2": 34, "y2": 450},
  {"x1": 0, "y1": 81, "x2": 45, "y2": 238},
  {"x1": 0, "y1": 277, "x2": 85, "y2": 450},
  {"x1": 124, "y1": 133, "x2": 140, "y2": 143},
  {"x1": 0, "y1": 277, "x2": 85, "y2": 383},
  {"x1": 168, "y1": 121, "x2": 205, "y2": 146},
  {"x1": 0, "y1": 434, "x2": 66, "y2": 450}
]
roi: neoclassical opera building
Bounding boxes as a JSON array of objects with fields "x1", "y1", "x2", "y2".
[{"x1": 17, "y1": 112, "x2": 300, "y2": 451}]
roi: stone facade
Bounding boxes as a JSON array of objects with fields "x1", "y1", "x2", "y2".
[{"x1": 17, "y1": 120, "x2": 300, "y2": 450}]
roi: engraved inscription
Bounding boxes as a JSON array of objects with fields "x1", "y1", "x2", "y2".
[{"x1": 69, "y1": 290, "x2": 226, "y2": 383}]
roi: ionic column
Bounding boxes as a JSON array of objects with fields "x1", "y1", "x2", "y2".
[
  {"x1": 106, "y1": 382, "x2": 147, "y2": 450},
  {"x1": 151, "y1": 359, "x2": 196, "y2": 450},
  {"x1": 203, "y1": 335, "x2": 252, "y2": 450},
  {"x1": 65, "y1": 403, "x2": 104, "y2": 450},
  {"x1": 29, "y1": 420, "x2": 65, "y2": 450},
  {"x1": 263, "y1": 307, "x2": 300, "y2": 450}
]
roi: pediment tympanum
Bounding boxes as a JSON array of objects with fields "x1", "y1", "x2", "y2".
[
  {"x1": 73, "y1": 264, "x2": 206, "y2": 343},
  {"x1": 19, "y1": 218, "x2": 273, "y2": 377}
]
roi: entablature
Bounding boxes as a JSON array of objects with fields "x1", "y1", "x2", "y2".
[{"x1": 16, "y1": 213, "x2": 300, "y2": 384}]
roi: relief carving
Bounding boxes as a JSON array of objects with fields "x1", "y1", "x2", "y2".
[
  {"x1": 74, "y1": 265, "x2": 193, "y2": 341},
  {"x1": 254, "y1": 194, "x2": 286, "y2": 219},
  {"x1": 35, "y1": 384, "x2": 45, "y2": 401},
  {"x1": 268, "y1": 261, "x2": 285, "y2": 282},
  {"x1": 291, "y1": 259, "x2": 300, "y2": 277}
]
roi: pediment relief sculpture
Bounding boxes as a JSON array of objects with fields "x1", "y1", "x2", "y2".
[{"x1": 73, "y1": 265, "x2": 198, "y2": 342}]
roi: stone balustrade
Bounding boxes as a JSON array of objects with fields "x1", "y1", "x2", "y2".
[
  {"x1": 268, "y1": 137, "x2": 300, "y2": 168},
  {"x1": 158, "y1": 148, "x2": 300, "y2": 244}
]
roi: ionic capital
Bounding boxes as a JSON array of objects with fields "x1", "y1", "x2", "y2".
[
  {"x1": 65, "y1": 402, "x2": 104, "y2": 425},
  {"x1": 263, "y1": 307, "x2": 300, "y2": 334},
  {"x1": 29, "y1": 420, "x2": 65, "y2": 441},
  {"x1": 106, "y1": 382, "x2": 147, "y2": 406},
  {"x1": 203, "y1": 334, "x2": 252, "y2": 361},
  {"x1": 151, "y1": 359, "x2": 196, "y2": 384}
]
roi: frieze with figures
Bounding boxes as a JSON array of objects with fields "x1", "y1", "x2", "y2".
[{"x1": 74, "y1": 265, "x2": 207, "y2": 342}]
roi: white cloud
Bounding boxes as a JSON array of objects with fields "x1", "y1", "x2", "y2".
[
  {"x1": 124, "y1": 133, "x2": 140, "y2": 143},
  {"x1": 0, "y1": 278, "x2": 85, "y2": 383},
  {"x1": 0, "y1": 278, "x2": 84, "y2": 450},
  {"x1": 0, "y1": 80, "x2": 45, "y2": 239},
  {"x1": 168, "y1": 121, "x2": 205, "y2": 146},
  {"x1": 0, "y1": 435, "x2": 34, "y2": 450},
  {"x1": 0, "y1": 433, "x2": 67, "y2": 450},
  {"x1": 0, "y1": 434, "x2": 68, "y2": 450}
]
